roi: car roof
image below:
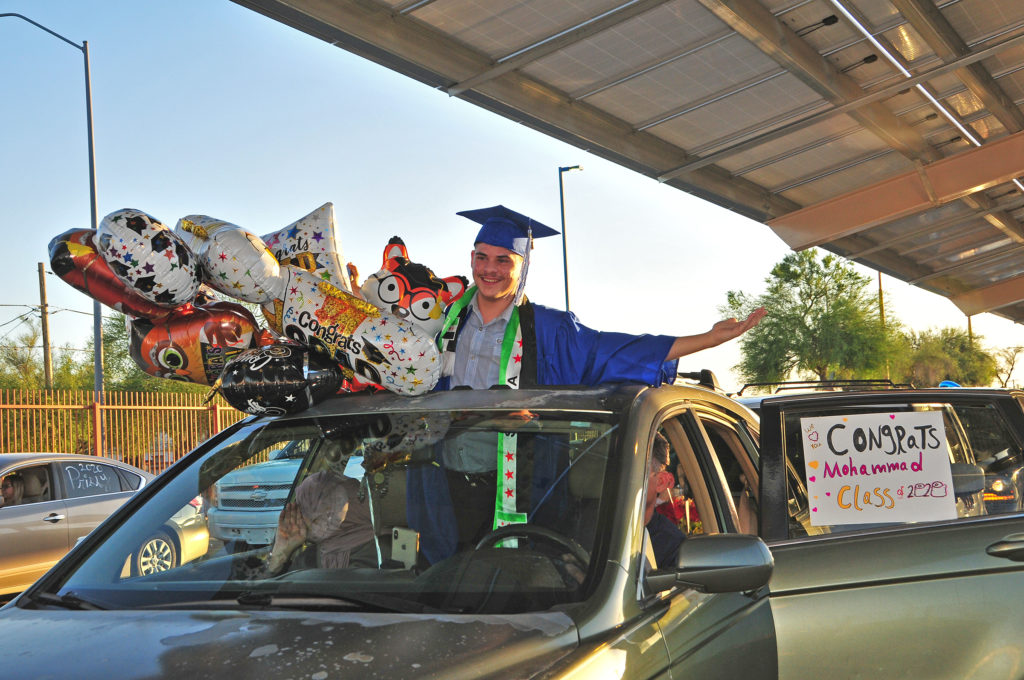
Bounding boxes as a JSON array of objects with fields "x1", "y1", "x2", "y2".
[
  {"x1": 759, "y1": 386, "x2": 1024, "y2": 408},
  {"x1": 0, "y1": 453, "x2": 152, "y2": 479},
  {"x1": 276, "y1": 383, "x2": 648, "y2": 421},
  {"x1": 245, "y1": 381, "x2": 757, "y2": 426}
]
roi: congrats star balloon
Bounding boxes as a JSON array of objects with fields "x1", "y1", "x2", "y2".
[{"x1": 262, "y1": 203, "x2": 352, "y2": 294}]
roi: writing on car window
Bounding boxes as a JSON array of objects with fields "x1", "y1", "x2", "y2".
[
  {"x1": 799, "y1": 411, "x2": 956, "y2": 526},
  {"x1": 63, "y1": 463, "x2": 121, "y2": 498}
]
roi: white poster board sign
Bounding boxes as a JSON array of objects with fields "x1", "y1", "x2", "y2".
[{"x1": 800, "y1": 411, "x2": 956, "y2": 526}]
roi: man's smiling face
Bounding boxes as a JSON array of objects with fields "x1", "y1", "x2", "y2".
[{"x1": 470, "y1": 242, "x2": 523, "y2": 307}]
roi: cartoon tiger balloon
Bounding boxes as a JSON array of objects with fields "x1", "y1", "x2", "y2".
[{"x1": 360, "y1": 236, "x2": 466, "y2": 339}]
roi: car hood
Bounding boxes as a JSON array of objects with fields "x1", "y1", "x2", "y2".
[
  {"x1": 217, "y1": 459, "x2": 302, "y2": 486},
  {"x1": 0, "y1": 606, "x2": 578, "y2": 679}
]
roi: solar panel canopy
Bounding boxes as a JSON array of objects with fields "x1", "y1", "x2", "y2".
[{"x1": 231, "y1": 0, "x2": 1024, "y2": 324}]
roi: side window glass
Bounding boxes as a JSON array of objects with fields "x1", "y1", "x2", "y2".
[
  {"x1": 657, "y1": 415, "x2": 750, "y2": 538},
  {"x1": 114, "y1": 468, "x2": 144, "y2": 491},
  {"x1": 649, "y1": 422, "x2": 703, "y2": 540},
  {"x1": 782, "y1": 402, "x2": 1024, "y2": 539},
  {"x1": 61, "y1": 462, "x2": 122, "y2": 499},
  {"x1": 2, "y1": 466, "x2": 52, "y2": 506},
  {"x1": 952, "y1": 403, "x2": 1024, "y2": 516},
  {"x1": 694, "y1": 414, "x2": 760, "y2": 535}
]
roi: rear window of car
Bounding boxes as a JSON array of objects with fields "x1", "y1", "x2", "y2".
[
  {"x1": 60, "y1": 462, "x2": 124, "y2": 498},
  {"x1": 781, "y1": 401, "x2": 1024, "y2": 538}
]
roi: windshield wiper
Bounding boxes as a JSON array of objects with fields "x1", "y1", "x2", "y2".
[
  {"x1": 235, "y1": 589, "x2": 435, "y2": 613},
  {"x1": 26, "y1": 590, "x2": 107, "y2": 611}
]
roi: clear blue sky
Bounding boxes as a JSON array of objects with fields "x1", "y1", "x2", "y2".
[{"x1": 2, "y1": 0, "x2": 1021, "y2": 389}]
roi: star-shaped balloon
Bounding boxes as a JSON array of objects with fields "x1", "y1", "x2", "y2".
[{"x1": 261, "y1": 203, "x2": 351, "y2": 294}]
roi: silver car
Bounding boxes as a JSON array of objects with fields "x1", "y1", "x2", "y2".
[{"x1": 0, "y1": 453, "x2": 207, "y2": 597}]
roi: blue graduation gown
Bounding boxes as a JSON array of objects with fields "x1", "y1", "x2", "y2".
[
  {"x1": 531, "y1": 304, "x2": 679, "y2": 386},
  {"x1": 411, "y1": 302, "x2": 679, "y2": 563}
]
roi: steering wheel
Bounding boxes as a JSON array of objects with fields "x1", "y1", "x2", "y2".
[{"x1": 474, "y1": 524, "x2": 590, "y2": 565}]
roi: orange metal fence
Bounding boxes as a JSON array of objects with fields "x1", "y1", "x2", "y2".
[{"x1": 0, "y1": 390, "x2": 247, "y2": 474}]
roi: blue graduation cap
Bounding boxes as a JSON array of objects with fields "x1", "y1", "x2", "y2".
[{"x1": 456, "y1": 205, "x2": 559, "y2": 257}]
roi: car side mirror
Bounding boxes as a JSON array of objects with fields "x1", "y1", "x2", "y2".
[{"x1": 645, "y1": 534, "x2": 773, "y2": 594}]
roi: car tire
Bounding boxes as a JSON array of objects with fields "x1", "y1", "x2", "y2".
[{"x1": 135, "y1": 531, "x2": 178, "y2": 575}]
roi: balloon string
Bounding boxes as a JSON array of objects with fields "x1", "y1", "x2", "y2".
[{"x1": 204, "y1": 375, "x2": 223, "y2": 405}]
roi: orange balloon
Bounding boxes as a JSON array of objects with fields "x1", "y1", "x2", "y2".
[{"x1": 129, "y1": 302, "x2": 259, "y2": 385}]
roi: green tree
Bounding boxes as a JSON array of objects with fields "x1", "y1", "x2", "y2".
[
  {"x1": 725, "y1": 249, "x2": 896, "y2": 385},
  {"x1": 0, "y1": 321, "x2": 43, "y2": 389},
  {"x1": 0, "y1": 318, "x2": 94, "y2": 390},
  {"x1": 896, "y1": 328, "x2": 997, "y2": 387}
]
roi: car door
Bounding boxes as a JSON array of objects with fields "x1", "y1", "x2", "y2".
[
  {"x1": 55, "y1": 460, "x2": 139, "y2": 546},
  {"x1": 758, "y1": 391, "x2": 1024, "y2": 679},
  {"x1": 0, "y1": 464, "x2": 70, "y2": 595},
  {"x1": 650, "y1": 405, "x2": 777, "y2": 679}
]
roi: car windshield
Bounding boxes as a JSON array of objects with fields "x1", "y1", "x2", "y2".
[{"x1": 46, "y1": 406, "x2": 619, "y2": 614}]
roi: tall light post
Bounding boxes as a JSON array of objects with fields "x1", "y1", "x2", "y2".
[
  {"x1": 558, "y1": 165, "x2": 582, "y2": 312},
  {"x1": 2, "y1": 13, "x2": 103, "y2": 398}
]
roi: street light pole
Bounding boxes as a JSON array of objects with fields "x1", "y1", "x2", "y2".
[
  {"x1": 2, "y1": 13, "x2": 103, "y2": 399},
  {"x1": 558, "y1": 165, "x2": 582, "y2": 312}
]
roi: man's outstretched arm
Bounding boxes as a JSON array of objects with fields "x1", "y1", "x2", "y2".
[{"x1": 665, "y1": 307, "x2": 766, "y2": 361}]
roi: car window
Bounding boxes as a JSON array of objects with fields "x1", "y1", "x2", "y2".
[
  {"x1": 694, "y1": 411, "x2": 760, "y2": 534},
  {"x1": 952, "y1": 402, "x2": 1024, "y2": 513},
  {"x1": 2, "y1": 465, "x2": 52, "y2": 505},
  {"x1": 56, "y1": 407, "x2": 622, "y2": 614},
  {"x1": 655, "y1": 413, "x2": 744, "y2": 538},
  {"x1": 780, "y1": 401, "x2": 1024, "y2": 539},
  {"x1": 113, "y1": 468, "x2": 144, "y2": 491},
  {"x1": 59, "y1": 462, "x2": 124, "y2": 499}
]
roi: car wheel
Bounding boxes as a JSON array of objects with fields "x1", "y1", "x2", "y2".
[{"x1": 135, "y1": 531, "x2": 178, "y2": 575}]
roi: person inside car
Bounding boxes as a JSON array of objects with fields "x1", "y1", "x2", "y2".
[
  {"x1": 646, "y1": 434, "x2": 685, "y2": 568},
  {"x1": 1, "y1": 474, "x2": 24, "y2": 508},
  {"x1": 266, "y1": 440, "x2": 375, "y2": 574},
  {"x1": 656, "y1": 458, "x2": 702, "y2": 534}
]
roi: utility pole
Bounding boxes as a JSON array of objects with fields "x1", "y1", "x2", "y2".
[
  {"x1": 2, "y1": 14, "x2": 102, "y2": 397},
  {"x1": 877, "y1": 271, "x2": 885, "y2": 329},
  {"x1": 38, "y1": 263, "x2": 53, "y2": 389},
  {"x1": 558, "y1": 165, "x2": 582, "y2": 312},
  {"x1": 878, "y1": 271, "x2": 890, "y2": 380}
]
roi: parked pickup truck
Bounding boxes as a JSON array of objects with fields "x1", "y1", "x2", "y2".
[
  {"x1": 205, "y1": 440, "x2": 308, "y2": 549},
  {"x1": 4, "y1": 382, "x2": 1024, "y2": 679}
]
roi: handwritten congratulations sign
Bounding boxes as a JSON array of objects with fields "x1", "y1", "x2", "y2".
[{"x1": 800, "y1": 411, "x2": 956, "y2": 526}]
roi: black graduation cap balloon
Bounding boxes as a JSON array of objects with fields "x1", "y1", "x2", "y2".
[{"x1": 218, "y1": 343, "x2": 342, "y2": 416}]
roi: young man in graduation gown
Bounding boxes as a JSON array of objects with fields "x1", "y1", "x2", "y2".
[
  {"x1": 435, "y1": 205, "x2": 765, "y2": 391},
  {"x1": 408, "y1": 205, "x2": 765, "y2": 563}
]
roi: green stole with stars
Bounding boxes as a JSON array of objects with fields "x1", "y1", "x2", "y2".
[{"x1": 438, "y1": 287, "x2": 532, "y2": 530}]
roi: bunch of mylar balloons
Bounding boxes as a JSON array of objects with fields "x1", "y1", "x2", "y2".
[{"x1": 48, "y1": 204, "x2": 458, "y2": 416}]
